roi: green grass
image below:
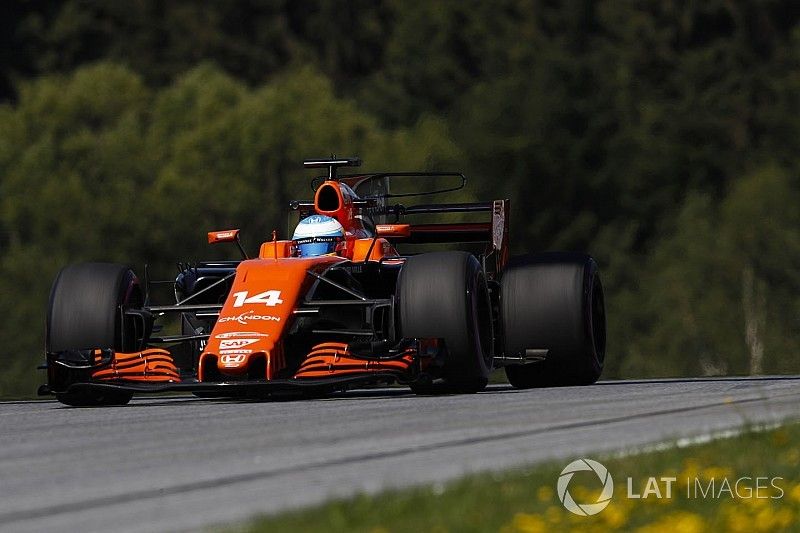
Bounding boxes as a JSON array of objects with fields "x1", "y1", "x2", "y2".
[{"x1": 239, "y1": 421, "x2": 800, "y2": 533}]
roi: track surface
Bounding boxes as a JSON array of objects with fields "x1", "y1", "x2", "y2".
[{"x1": 1, "y1": 377, "x2": 799, "y2": 532}]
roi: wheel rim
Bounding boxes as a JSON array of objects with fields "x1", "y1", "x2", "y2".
[
  {"x1": 590, "y1": 274, "x2": 606, "y2": 366},
  {"x1": 474, "y1": 271, "x2": 493, "y2": 368}
]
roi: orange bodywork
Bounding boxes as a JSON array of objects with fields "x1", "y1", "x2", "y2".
[
  {"x1": 199, "y1": 255, "x2": 343, "y2": 381},
  {"x1": 197, "y1": 234, "x2": 404, "y2": 380},
  {"x1": 294, "y1": 342, "x2": 415, "y2": 378},
  {"x1": 314, "y1": 180, "x2": 372, "y2": 238},
  {"x1": 375, "y1": 224, "x2": 412, "y2": 238},
  {"x1": 314, "y1": 182, "x2": 357, "y2": 232},
  {"x1": 91, "y1": 348, "x2": 179, "y2": 382},
  {"x1": 350, "y1": 238, "x2": 397, "y2": 262},
  {"x1": 93, "y1": 179, "x2": 412, "y2": 385},
  {"x1": 258, "y1": 240, "x2": 296, "y2": 259},
  {"x1": 93, "y1": 249, "x2": 408, "y2": 384}
]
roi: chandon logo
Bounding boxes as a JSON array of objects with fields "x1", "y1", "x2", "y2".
[
  {"x1": 218, "y1": 311, "x2": 281, "y2": 325},
  {"x1": 557, "y1": 459, "x2": 614, "y2": 516}
]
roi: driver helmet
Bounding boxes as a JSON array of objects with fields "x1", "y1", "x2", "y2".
[{"x1": 292, "y1": 215, "x2": 345, "y2": 257}]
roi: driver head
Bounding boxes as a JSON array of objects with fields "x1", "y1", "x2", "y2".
[{"x1": 292, "y1": 215, "x2": 345, "y2": 257}]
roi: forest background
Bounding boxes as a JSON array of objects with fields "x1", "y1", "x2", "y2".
[{"x1": 1, "y1": 1, "x2": 799, "y2": 397}]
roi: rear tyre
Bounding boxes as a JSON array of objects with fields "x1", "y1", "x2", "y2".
[
  {"x1": 47, "y1": 263, "x2": 142, "y2": 406},
  {"x1": 398, "y1": 252, "x2": 494, "y2": 393},
  {"x1": 502, "y1": 253, "x2": 605, "y2": 388}
]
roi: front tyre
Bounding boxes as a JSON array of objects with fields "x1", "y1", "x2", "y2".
[
  {"x1": 398, "y1": 251, "x2": 494, "y2": 393},
  {"x1": 502, "y1": 253, "x2": 606, "y2": 388},
  {"x1": 47, "y1": 263, "x2": 143, "y2": 406}
]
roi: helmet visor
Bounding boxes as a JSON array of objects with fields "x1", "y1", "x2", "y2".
[{"x1": 295, "y1": 238, "x2": 339, "y2": 257}]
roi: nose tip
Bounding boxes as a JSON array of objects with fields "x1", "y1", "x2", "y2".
[
  {"x1": 219, "y1": 353, "x2": 247, "y2": 367},
  {"x1": 217, "y1": 352, "x2": 249, "y2": 374}
]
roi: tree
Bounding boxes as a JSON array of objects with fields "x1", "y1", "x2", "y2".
[{"x1": 0, "y1": 62, "x2": 461, "y2": 397}]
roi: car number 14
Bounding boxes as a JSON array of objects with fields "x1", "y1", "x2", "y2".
[{"x1": 231, "y1": 290, "x2": 284, "y2": 307}]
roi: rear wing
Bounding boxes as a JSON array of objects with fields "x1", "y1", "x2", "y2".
[
  {"x1": 376, "y1": 199, "x2": 510, "y2": 274},
  {"x1": 288, "y1": 196, "x2": 510, "y2": 274}
]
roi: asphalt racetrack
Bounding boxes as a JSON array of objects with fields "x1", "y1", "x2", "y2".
[{"x1": 1, "y1": 377, "x2": 799, "y2": 532}]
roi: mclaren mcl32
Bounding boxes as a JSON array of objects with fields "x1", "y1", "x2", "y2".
[{"x1": 40, "y1": 157, "x2": 606, "y2": 406}]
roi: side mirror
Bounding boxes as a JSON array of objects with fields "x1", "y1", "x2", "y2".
[
  {"x1": 207, "y1": 229, "x2": 248, "y2": 259},
  {"x1": 208, "y1": 229, "x2": 240, "y2": 244}
]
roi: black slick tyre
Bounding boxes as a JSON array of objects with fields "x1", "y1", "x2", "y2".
[
  {"x1": 398, "y1": 251, "x2": 494, "y2": 393},
  {"x1": 501, "y1": 253, "x2": 605, "y2": 388},
  {"x1": 47, "y1": 263, "x2": 142, "y2": 406}
]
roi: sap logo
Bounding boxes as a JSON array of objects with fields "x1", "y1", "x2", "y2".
[{"x1": 219, "y1": 339, "x2": 258, "y2": 349}]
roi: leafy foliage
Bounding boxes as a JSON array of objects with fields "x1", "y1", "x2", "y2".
[
  {"x1": 0, "y1": 62, "x2": 459, "y2": 396},
  {"x1": 1, "y1": 1, "x2": 800, "y2": 396}
]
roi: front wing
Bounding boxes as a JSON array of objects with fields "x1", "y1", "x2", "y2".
[
  {"x1": 39, "y1": 372, "x2": 403, "y2": 397},
  {"x1": 41, "y1": 345, "x2": 416, "y2": 398}
]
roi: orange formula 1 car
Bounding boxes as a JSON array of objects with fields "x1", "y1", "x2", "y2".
[{"x1": 40, "y1": 157, "x2": 606, "y2": 406}]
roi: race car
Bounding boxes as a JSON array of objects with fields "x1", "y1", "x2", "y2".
[{"x1": 40, "y1": 157, "x2": 606, "y2": 406}]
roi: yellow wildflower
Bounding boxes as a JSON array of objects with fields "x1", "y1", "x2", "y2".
[
  {"x1": 510, "y1": 512, "x2": 547, "y2": 533},
  {"x1": 636, "y1": 511, "x2": 705, "y2": 533},
  {"x1": 790, "y1": 483, "x2": 800, "y2": 504}
]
